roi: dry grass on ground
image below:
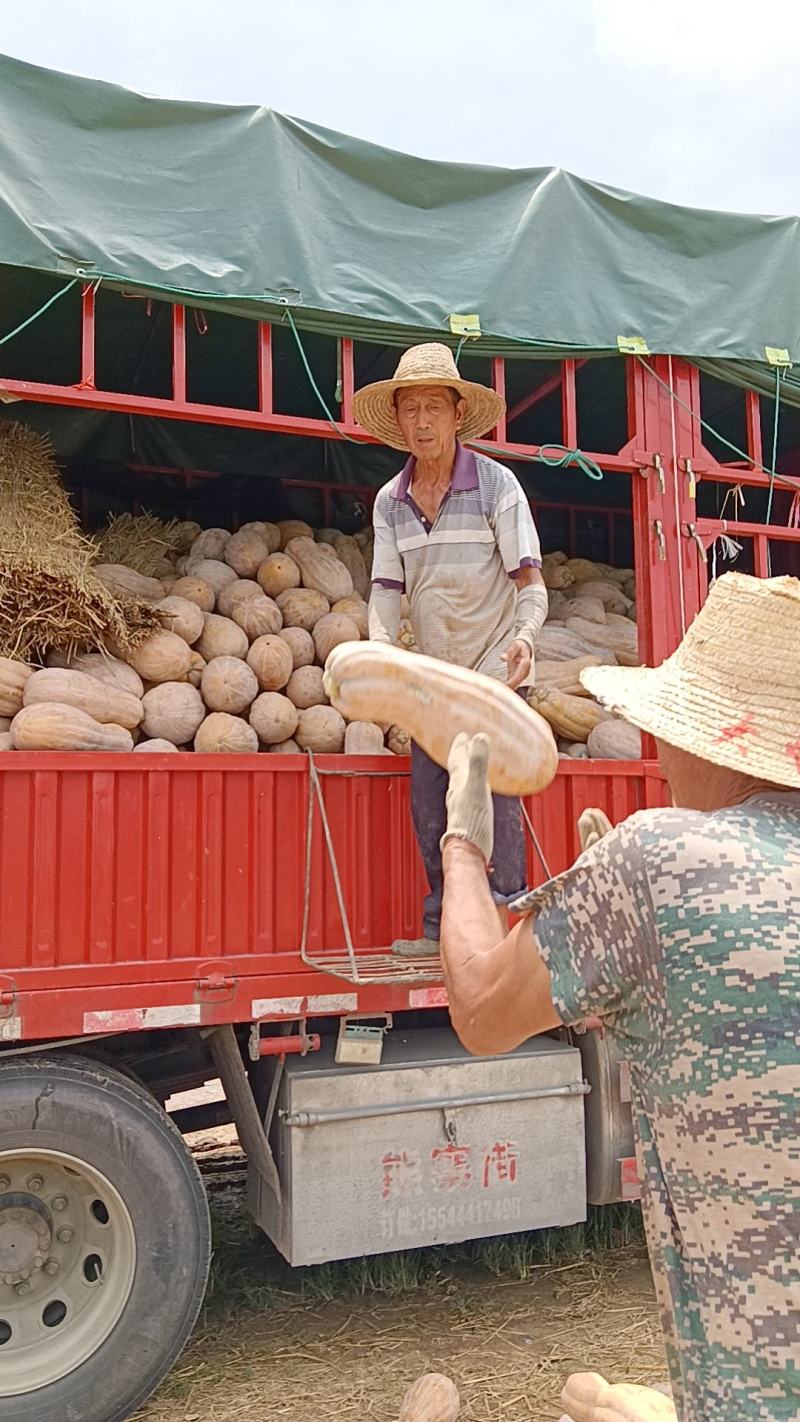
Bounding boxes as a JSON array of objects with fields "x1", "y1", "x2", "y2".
[{"x1": 134, "y1": 1135, "x2": 665, "y2": 1422}]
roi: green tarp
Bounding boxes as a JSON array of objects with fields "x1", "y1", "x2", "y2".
[{"x1": 2, "y1": 52, "x2": 800, "y2": 368}]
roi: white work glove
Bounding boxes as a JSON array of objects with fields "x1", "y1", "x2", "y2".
[
  {"x1": 560, "y1": 1373, "x2": 677, "y2": 1422},
  {"x1": 578, "y1": 807, "x2": 613, "y2": 853},
  {"x1": 440, "y1": 732, "x2": 494, "y2": 865}
]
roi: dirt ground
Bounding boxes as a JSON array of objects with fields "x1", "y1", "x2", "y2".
[{"x1": 134, "y1": 1128, "x2": 666, "y2": 1422}]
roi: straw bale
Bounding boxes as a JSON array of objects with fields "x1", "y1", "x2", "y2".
[
  {"x1": 94, "y1": 511, "x2": 181, "y2": 576},
  {"x1": 0, "y1": 422, "x2": 159, "y2": 660}
]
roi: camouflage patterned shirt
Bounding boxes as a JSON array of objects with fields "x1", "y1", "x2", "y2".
[{"x1": 518, "y1": 792, "x2": 800, "y2": 1422}]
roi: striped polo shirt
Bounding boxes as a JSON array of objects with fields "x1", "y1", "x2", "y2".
[{"x1": 372, "y1": 443, "x2": 542, "y2": 682}]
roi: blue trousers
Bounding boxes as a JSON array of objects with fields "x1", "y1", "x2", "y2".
[{"x1": 410, "y1": 739, "x2": 528, "y2": 940}]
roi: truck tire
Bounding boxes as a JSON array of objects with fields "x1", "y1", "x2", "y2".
[{"x1": 0, "y1": 1052, "x2": 211, "y2": 1422}]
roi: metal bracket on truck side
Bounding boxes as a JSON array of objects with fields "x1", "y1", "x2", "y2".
[
  {"x1": 335, "y1": 1014, "x2": 392, "y2": 1066},
  {"x1": 206, "y1": 1024, "x2": 281, "y2": 1203}
]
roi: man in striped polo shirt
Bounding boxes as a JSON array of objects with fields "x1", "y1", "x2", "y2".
[{"x1": 352, "y1": 343, "x2": 548, "y2": 957}]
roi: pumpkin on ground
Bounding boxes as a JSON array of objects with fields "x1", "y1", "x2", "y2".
[{"x1": 399, "y1": 1372, "x2": 460, "y2": 1422}]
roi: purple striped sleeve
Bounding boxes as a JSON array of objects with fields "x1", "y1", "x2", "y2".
[
  {"x1": 509, "y1": 557, "x2": 542, "y2": 578},
  {"x1": 372, "y1": 577, "x2": 405, "y2": 590}
]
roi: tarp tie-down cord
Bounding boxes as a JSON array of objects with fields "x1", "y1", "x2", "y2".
[
  {"x1": 0, "y1": 277, "x2": 79, "y2": 348},
  {"x1": 666, "y1": 354, "x2": 687, "y2": 635}
]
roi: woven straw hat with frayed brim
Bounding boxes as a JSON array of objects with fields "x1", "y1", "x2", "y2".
[
  {"x1": 581, "y1": 571, "x2": 800, "y2": 789},
  {"x1": 352, "y1": 342, "x2": 506, "y2": 451}
]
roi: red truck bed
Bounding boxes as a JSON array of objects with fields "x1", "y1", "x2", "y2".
[{"x1": 0, "y1": 753, "x2": 667, "y2": 1042}]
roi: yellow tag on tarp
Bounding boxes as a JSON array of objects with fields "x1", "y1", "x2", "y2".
[
  {"x1": 449, "y1": 313, "x2": 481, "y2": 337},
  {"x1": 765, "y1": 346, "x2": 792, "y2": 368},
  {"x1": 617, "y1": 334, "x2": 651, "y2": 355}
]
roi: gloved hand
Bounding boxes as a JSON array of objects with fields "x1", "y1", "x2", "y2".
[
  {"x1": 578, "y1": 807, "x2": 613, "y2": 853},
  {"x1": 560, "y1": 1373, "x2": 677, "y2": 1422},
  {"x1": 440, "y1": 732, "x2": 494, "y2": 864}
]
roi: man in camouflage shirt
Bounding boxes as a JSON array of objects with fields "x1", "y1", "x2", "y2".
[{"x1": 437, "y1": 572, "x2": 799, "y2": 1422}]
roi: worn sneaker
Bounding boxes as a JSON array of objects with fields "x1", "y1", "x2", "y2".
[{"x1": 390, "y1": 936, "x2": 440, "y2": 958}]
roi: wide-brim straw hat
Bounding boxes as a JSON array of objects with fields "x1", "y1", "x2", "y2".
[
  {"x1": 352, "y1": 342, "x2": 506, "y2": 451},
  {"x1": 581, "y1": 571, "x2": 800, "y2": 789}
]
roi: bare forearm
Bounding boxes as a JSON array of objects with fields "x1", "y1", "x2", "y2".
[{"x1": 441, "y1": 839, "x2": 561, "y2": 1054}]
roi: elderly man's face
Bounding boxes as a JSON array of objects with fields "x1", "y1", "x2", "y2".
[{"x1": 395, "y1": 385, "x2": 465, "y2": 462}]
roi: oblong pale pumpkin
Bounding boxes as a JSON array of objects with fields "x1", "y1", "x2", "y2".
[
  {"x1": 70, "y1": 653, "x2": 145, "y2": 699},
  {"x1": 141, "y1": 683, "x2": 205, "y2": 745},
  {"x1": 156, "y1": 595, "x2": 204, "y2": 645},
  {"x1": 534, "y1": 654, "x2": 617, "y2": 698},
  {"x1": 323, "y1": 642, "x2": 557, "y2": 795},
  {"x1": 285, "y1": 536, "x2": 353, "y2": 603},
  {"x1": 0, "y1": 657, "x2": 34, "y2": 717},
  {"x1": 587, "y1": 719, "x2": 643, "y2": 760},
  {"x1": 249, "y1": 691, "x2": 299, "y2": 746},
  {"x1": 194, "y1": 712, "x2": 259, "y2": 754},
  {"x1": 399, "y1": 1373, "x2": 460, "y2": 1422},
  {"x1": 257, "y1": 553, "x2": 301, "y2": 598},
  {"x1": 24, "y1": 668, "x2": 143, "y2": 730},
  {"x1": 185, "y1": 558, "x2": 238, "y2": 595},
  {"x1": 332, "y1": 533, "x2": 370, "y2": 599},
  {"x1": 528, "y1": 686, "x2": 609, "y2": 743},
  {"x1": 201, "y1": 656, "x2": 259, "y2": 714},
  {"x1": 565, "y1": 615, "x2": 639, "y2": 667},
  {"x1": 11, "y1": 703, "x2": 134, "y2": 752},
  {"x1": 295, "y1": 704, "x2": 346, "y2": 753},
  {"x1": 93, "y1": 564, "x2": 164, "y2": 603}
]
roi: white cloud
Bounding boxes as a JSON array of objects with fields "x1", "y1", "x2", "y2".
[{"x1": 590, "y1": 0, "x2": 799, "y2": 86}]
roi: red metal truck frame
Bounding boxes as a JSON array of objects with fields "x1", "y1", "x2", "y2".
[{"x1": 1, "y1": 296, "x2": 798, "y2": 1046}]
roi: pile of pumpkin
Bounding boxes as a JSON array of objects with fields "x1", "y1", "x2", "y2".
[
  {"x1": 534, "y1": 551, "x2": 642, "y2": 760},
  {"x1": 0, "y1": 520, "x2": 641, "y2": 760},
  {"x1": 0, "y1": 518, "x2": 411, "y2": 756}
]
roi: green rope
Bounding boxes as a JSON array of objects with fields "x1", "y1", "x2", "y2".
[
  {"x1": 0, "y1": 278, "x2": 79, "y2": 348},
  {"x1": 765, "y1": 366, "x2": 782, "y2": 526},
  {"x1": 284, "y1": 307, "x2": 361, "y2": 443},
  {"x1": 454, "y1": 335, "x2": 467, "y2": 367},
  {"x1": 471, "y1": 439, "x2": 604, "y2": 481}
]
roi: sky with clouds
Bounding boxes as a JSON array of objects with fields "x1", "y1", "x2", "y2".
[{"x1": 3, "y1": 0, "x2": 799, "y2": 216}]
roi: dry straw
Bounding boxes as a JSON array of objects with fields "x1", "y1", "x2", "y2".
[
  {"x1": 94, "y1": 511, "x2": 181, "y2": 577},
  {"x1": 0, "y1": 421, "x2": 159, "y2": 660}
]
